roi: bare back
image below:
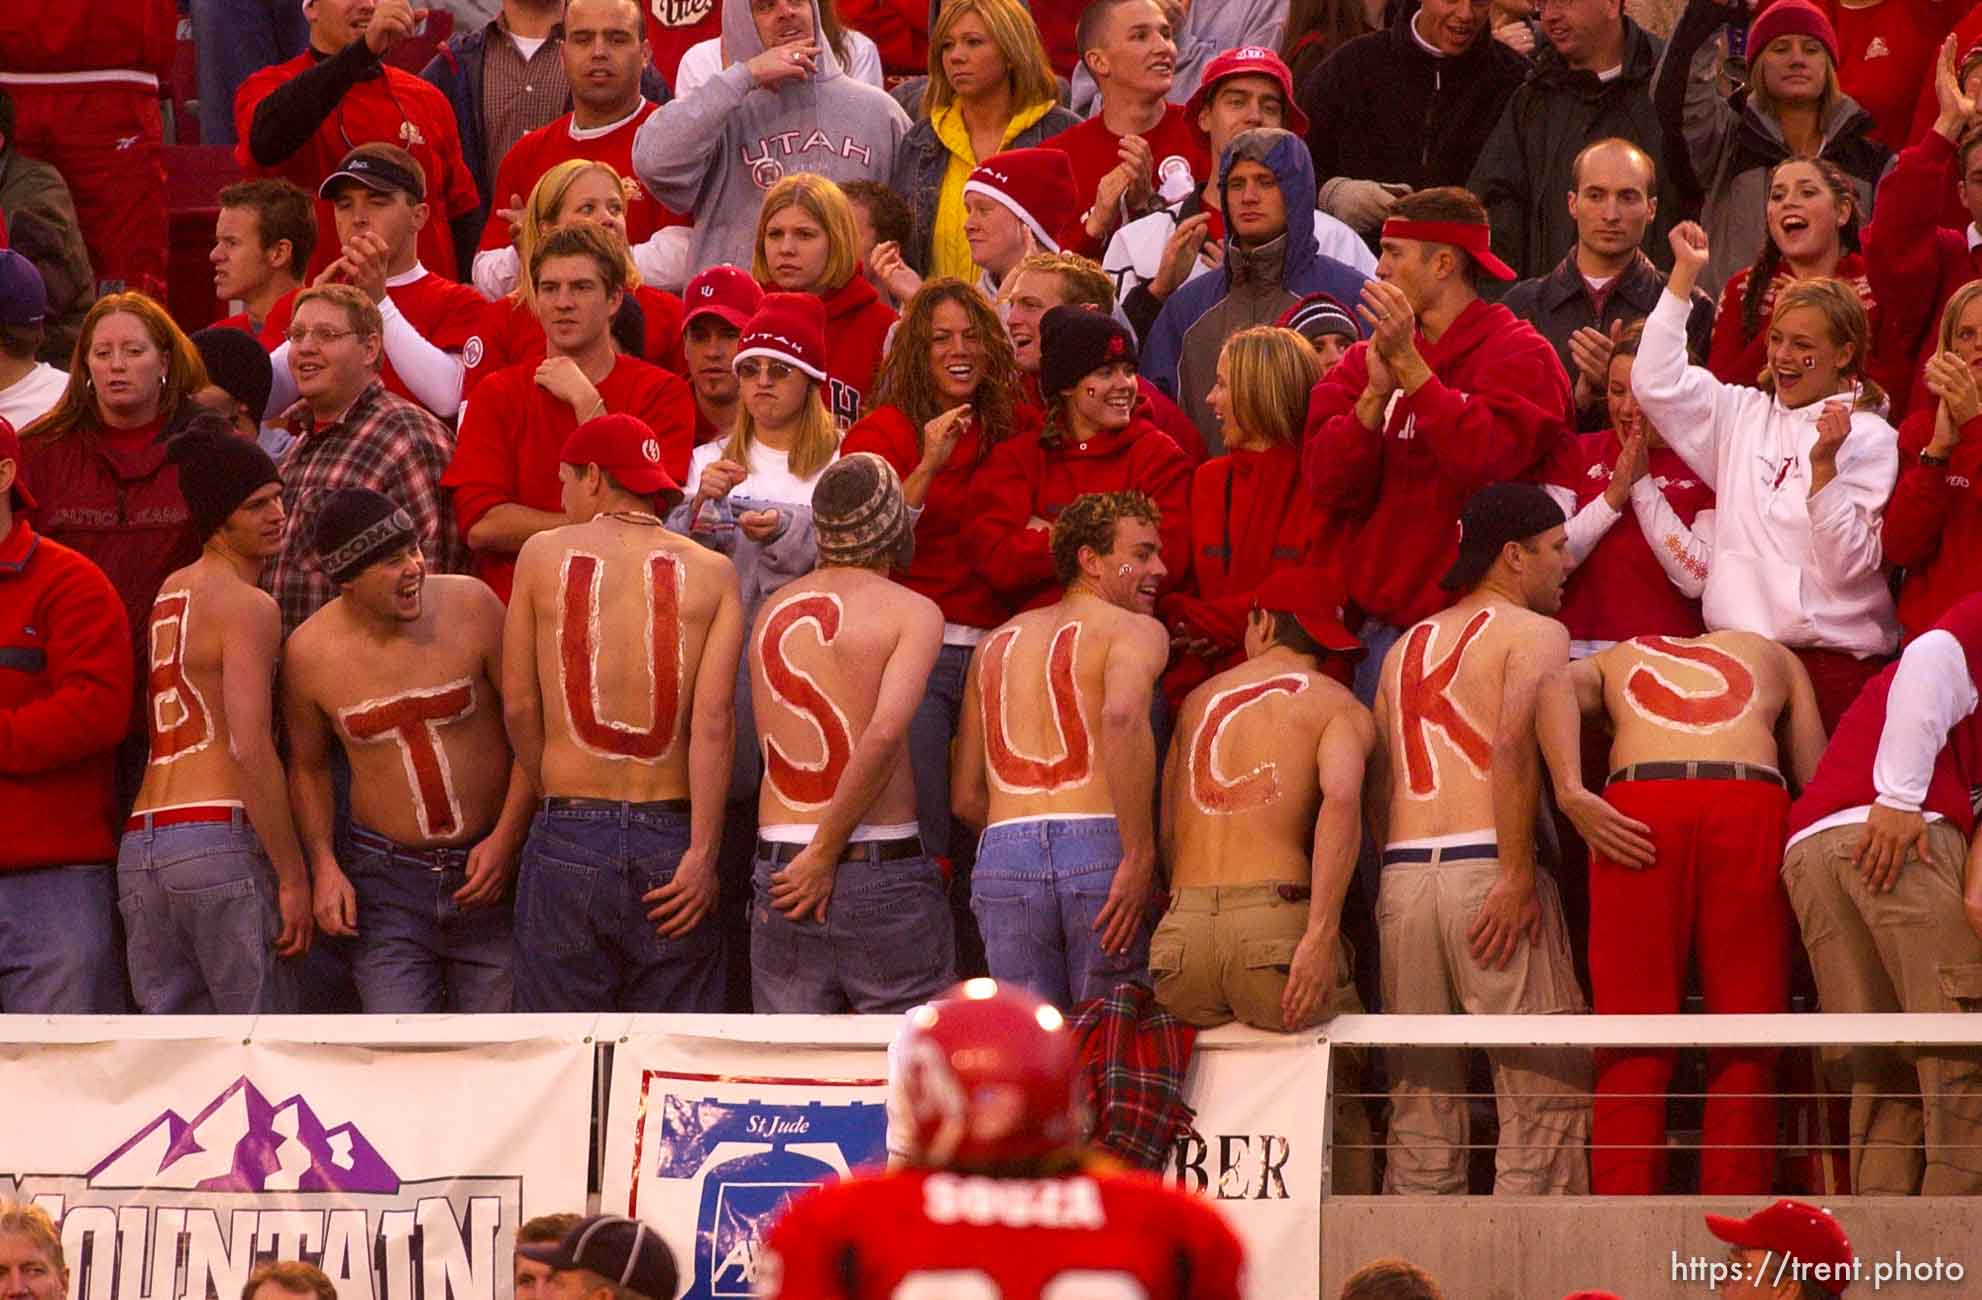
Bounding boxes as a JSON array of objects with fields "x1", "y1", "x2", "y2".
[
  {"x1": 286, "y1": 576, "x2": 513, "y2": 846},
  {"x1": 132, "y1": 556, "x2": 275, "y2": 812},
  {"x1": 1378, "y1": 597, "x2": 1558, "y2": 843},
  {"x1": 1165, "y1": 655, "x2": 1367, "y2": 887},
  {"x1": 968, "y1": 594, "x2": 1165, "y2": 825},
  {"x1": 1596, "y1": 630, "x2": 1795, "y2": 772},
  {"x1": 517, "y1": 518, "x2": 736, "y2": 801},
  {"x1": 750, "y1": 569, "x2": 941, "y2": 830}
]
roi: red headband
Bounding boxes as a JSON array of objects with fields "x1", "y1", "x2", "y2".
[{"x1": 1380, "y1": 218, "x2": 1517, "y2": 280}]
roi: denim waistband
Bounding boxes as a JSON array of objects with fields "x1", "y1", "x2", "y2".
[{"x1": 349, "y1": 824, "x2": 470, "y2": 872}]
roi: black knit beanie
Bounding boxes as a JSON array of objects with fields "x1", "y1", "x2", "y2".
[
  {"x1": 1038, "y1": 306, "x2": 1138, "y2": 403},
  {"x1": 166, "y1": 423, "x2": 282, "y2": 541},
  {"x1": 311, "y1": 486, "x2": 417, "y2": 583},
  {"x1": 190, "y1": 325, "x2": 275, "y2": 421}
]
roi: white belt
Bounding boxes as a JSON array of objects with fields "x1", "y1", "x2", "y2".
[{"x1": 0, "y1": 70, "x2": 161, "y2": 90}]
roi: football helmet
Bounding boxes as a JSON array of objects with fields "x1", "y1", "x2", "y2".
[{"x1": 897, "y1": 979, "x2": 1083, "y2": 1170}]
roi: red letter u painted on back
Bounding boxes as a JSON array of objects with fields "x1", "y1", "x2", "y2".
[
  {"x1": 759, "y1": 592, "x2": 854, "y2": 811},
  {"x1": 981, "y1": 623, "x2": 1092, "y2": 793},
  {"x1": 556, "y1": 550, "x2": 683, "y2": 762}
]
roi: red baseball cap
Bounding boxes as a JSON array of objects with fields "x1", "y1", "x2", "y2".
[
  {"x1": 561, "y1": 413, "x2": 681, "y2": 499},
  {"x1": 681, "y1": 264, "x2": 763, "y2": 334},
  {"x1": 0, "y1": 416, "x2": 33, "y2": 512},
  {"x1": 1251, "y1": 566, "x2": 1362, "y2": 658},
  {"x1": 1706, "y1": 1201, "x2": 1854, "y2": 1291},
  {"x1": 1185, "y1": 46, "x2": 1311, "y2": 144}
]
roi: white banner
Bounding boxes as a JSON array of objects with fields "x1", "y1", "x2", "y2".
[
  {"x1": 601, "y1": 1016, "x2": 1322, "y2": 1300},
  {"x1": 0, "y1": 1018, "x2": 595, "y2": 1300}
]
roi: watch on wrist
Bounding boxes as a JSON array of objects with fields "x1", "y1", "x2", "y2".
[{"x1": 1920, "y1": 449, "x2": 1953, "y2": 467}]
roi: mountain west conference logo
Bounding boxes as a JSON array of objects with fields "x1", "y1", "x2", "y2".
[{"x1": 4, "y1": 1077, "x2": 522, "y2": 1300}]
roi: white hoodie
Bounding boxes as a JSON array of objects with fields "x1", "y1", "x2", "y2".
[{"x1": 1631, "y1": 290, "x2": 1900, "y2": 658}]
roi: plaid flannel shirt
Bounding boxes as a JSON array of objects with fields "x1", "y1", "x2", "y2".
[
  {"x1": 265, "y1": 380, "x2": 470, "y2": 635},
  {"x1": 1069, "y1": 981, "x2": 1200, "y2": 1172}
]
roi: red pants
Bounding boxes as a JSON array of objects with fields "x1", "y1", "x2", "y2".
[
  {"x1": 5, "y1": 82, "x2": 167, "y2": 300},
  {"x1": 1589, "y1": 777, "x2": 1793, "y2": 1194},
  {"x1": 1794, "y1": 646, "x2": 1889, "y2": 736}
]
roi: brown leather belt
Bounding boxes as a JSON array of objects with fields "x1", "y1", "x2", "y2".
[
  {"x1": 757, "y1": 837, "x2": 924, "y2": 865},
  {"x1": 1607, "y1": 761, "x2": 1785, "y2": 788}
]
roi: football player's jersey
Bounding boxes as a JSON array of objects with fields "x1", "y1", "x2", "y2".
[{"x1": 757, "y1": 1165, "x2": 1245, "y2": 1300}]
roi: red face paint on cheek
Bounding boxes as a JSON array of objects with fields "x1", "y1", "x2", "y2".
[
  {"x1": 1189, "y1": 674, "x2": 1310, "y2": 814},
  {"x1": 556, "y1": 551, "x2": 684, "y2": 762},
  {"x1": 338, "y1": 679, "x2": 477, "y2": 839},
  {"x1": 982, "y1": 623, "x2": 1093, "y2": 793},
  {"x1": 1624, "y1": 636, "x2": 1757, "y2": 732},
  {"x1": 759, "y1": 592, "x2": 854, "y2": 811},
  {"x1": 1396, "y1": 609, "x2": 1494, "y2": 799},
  {"x1": 147, "y1": 591, "x2": 213, "y2": 764}
]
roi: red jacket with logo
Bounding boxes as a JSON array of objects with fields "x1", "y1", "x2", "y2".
[
  {"x1": 0, "y1": 518, "x2": 133, "y2": 871},
  {"x1": 0, "y1": 0, "x2": 175, "y2": 77},
  {"x1": 1884, "y1": 407, "x2": 1982, "y2": 639},
  {"x1": 818, "y1": 272, "x2": 898, "y2": 429}
]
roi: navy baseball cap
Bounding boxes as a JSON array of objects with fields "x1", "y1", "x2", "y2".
[
  {"x1": 0, "y1": 250, "x2": 48, "y2": 327},
  {"x1": 1438, "y1": 483, "x2": 1566, "y2": 592},
  {"x1": 319, "y1": 149, "x2": 425, "y2": 201},
  {"x1": 518, "y1": 1216, "x2": 677, "y2": 1300}
]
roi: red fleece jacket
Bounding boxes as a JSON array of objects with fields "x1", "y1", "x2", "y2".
[
  {"x1": 967, "y1": 413, "x2": 1194, "y2": 612},
  {"x1": 1304, "y1": 296, "x2": 1570, "y2": 627},
  {"x1": 818, "y1": 272, "x2": 899, "y2": 429},
  {"x1": 1884, "y1": 407, "x2": 1982, "y2": 640}
]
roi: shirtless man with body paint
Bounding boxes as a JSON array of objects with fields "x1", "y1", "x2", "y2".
[
  {"x1": 283, "y1": 488, "x2": 536, "y2": 1013},
  {"x1": 1367, "y1": 482, "x2": 1590, "y2": 1196},
  {"x1": 1152, "y1": 565, "x2": 1379, "y2": 1191},
  {"x1": 120, "y1": 427, "x2": 310, "y2": 1014},
  {"x1": 501, "y1": 413, "x2": 745, "y2": 1012},
  {"x1": 746, "y1": 453, "x2": 955, "y2": 1013},
  {"x1": 1538, "y1": 629, "x2": 1826, "y2": 1196},
  {"x1": 952, "y1": 490, "x2": 1172, "y2": 1009}
]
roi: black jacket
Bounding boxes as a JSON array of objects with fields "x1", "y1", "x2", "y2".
[
  {"x1": 1469, "y1": 19, "x2": 1674, "y2": 281},
  {"x1": 1298, "y1": 3, "x2": 1529, "y2": 190}
]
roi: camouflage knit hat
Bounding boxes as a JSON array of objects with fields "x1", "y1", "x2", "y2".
[{"x1": 813, "y1": 452, "x2": 908, "y2": 567}]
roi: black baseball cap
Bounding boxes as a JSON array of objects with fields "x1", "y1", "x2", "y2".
[
  {"x1": 319, "y1": 149, "x2": 425, "y2": 201},
  {"x1": 518, "y1": 1217, "x2": 677, "y2": 1300},
  {"x1": 1438, "y1": 482, "x2": 1566, "y2": 592}
]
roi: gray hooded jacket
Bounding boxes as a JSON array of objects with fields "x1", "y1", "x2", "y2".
[{"x1": 631, "y1": 0, "x2": 911, "y2": 272}]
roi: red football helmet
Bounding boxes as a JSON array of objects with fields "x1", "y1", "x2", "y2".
[{"x1": 898, "y1": 979, "x2": 1083, "y2": 1170}]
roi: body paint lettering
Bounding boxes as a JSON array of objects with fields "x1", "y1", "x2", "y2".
[
  {"x1": 982, "y1": 622, "x2": 1092, "y2": 794},
  {"x1": 1623, "y1": 636, "x2": 1756, "y2": 733},
  {"x1": 1189, "y1": 673, "x2": 1311, "y2": 814},
  {"x1": 758, "y1": 592, "x2": 853, "y2": 811},
  {"x1": 146, "y1": 590, "x2": 213, "y2": 765},
  {"x1": 1396, "y1": 609, "x2": 1494, "y2": 799},
  {"x1": 337, "y1": 679, "x2": 477, "y2": 839},
  {"x1": 556, "y1": 550, "x2": 683, "y2": 762}
]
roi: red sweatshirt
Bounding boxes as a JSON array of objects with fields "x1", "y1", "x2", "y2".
[
  {"x1": 478, "y1": 104, "x2": 688, "y2": 255},
  {"x1": 1540, "y1": 428, "x2": 1713, "y2": 644},
  {"x1": 462, "y1": 287, "x2": 688, "y2": 397},
  {"x1": 0, "y1": 518, "x2": 133, "y2": 872},
  {"x1": 1304, "y1": 297, "x2": 1571, "y2": 627},
  {"x1": 213, "y1": 287, "x2": 299, "y2": 350},
  {"x1": 1883, "y1": 407, "x2": 1982, "y2": 639},
  {"x1": 1031, "y1": 5, "x2": 1083, "y2": 78},
  {"x1": 966, "y1": 413, "x2": 1193, "y2": 611},
  {"x1": 838, "y1": 0, "x2": 932, "y2": 75},
  {"x1": 646, "y1": 6, "x2": 723, "y2": 91},
  {"x1": 1910, "y1": 4, "x2": 1982, "y2": 145},
  {"x1": 1863, "y1": 129, "x2": 1981, "y2": 414},
  {"x1": 841, "y1": 403, "x2": 1031, "y2": 630},
  {"x1": 1020, "y1": 373, "x2": 1205, "y2": 463},
  {"x1": 0, "y1": 0, "x2": 175, "y2": 77},
  {"x1": 1825, "y1": 0, "x2": 1957, "y2": 148},
  {"x1": 1157, "y1": 443, "x2": 1341, "y2": 703},
  {"x1": 444, "y1": 354, "x2": 693, "y2": 600},
  {"x1": 1044, "y1": 104, "x2": 1209, "y2": 257},
  {"x1": 818, "y1": 273, "x2": 898, "y2": 429}
]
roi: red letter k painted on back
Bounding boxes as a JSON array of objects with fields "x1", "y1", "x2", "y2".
[{"x1": 1397, "y1": 609, "x2": 1494, "y2": 798}]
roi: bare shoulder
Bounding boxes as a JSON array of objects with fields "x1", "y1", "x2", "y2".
[
  {"x1": 1499, "y1": 606, "x2": 1569, "y2": 656},
  {"x1": 432, "y1": 573, "x2": 506, "y2": 626},
  {"x1": 284, "y1": 602, "x2": 339, "y2": 671},
  {"x1": 513, "y1": 525, "x2": 567, "y2": 579},
  {"x1": 1109, "y1": 607, "x2": 1170, "y2": 661}
]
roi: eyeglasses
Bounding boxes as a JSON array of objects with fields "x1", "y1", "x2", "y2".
[
  {"x1": 735, "y1": 359, "x2": 796, "y2": 382},
  {"x1": 286, "y1": 325, "x2": 362, "y2": 347}
]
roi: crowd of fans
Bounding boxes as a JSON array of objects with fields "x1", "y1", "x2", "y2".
[{"x1": 3, "y1": 0, "x2": 1982, "y2": 1202}]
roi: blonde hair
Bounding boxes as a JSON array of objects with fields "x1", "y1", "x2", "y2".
[
  {"x1": 723, "y1": 388, "x2": 840, "y2": 480},
  {"x1": 516, "y1": 159, "x2": 644, "y2": 310},
  {"x1": 23, "y1": 293, "x2": 209, "y2": 443},
  {"x1": 293, "y1": 282, "x2": 385, "y2": 339},
  {"x1": 0, "y1": 1204, "x2": 64, "y2": 1276},
  {"x1": 923, "y1": 0, "x2": 1060, "y2": 117},
  {"x1": 1219, "y1": 326, "x2": 1321, "y2": 449},
  {"x1": 1005, "y1": 250, "x2": 1116, "y2": 312},
  {"x1": 751, "y1": 174, "x2": 860, "y2": 295},
  {"x1": 1761, "y1": 277, "x2": 1884, "y2": 412},
  {"x1": 1938, "y1": 279, "x2": 1982, "y2": 355}
]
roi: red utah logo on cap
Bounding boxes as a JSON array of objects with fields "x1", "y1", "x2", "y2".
[{"x1": 642, "y1": 439, "x2": 661, "y2": 463}]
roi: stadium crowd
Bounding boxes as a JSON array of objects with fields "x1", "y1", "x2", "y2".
[{"x1": 3, "y1": 0, "x2": 1982, "y2": 1205}]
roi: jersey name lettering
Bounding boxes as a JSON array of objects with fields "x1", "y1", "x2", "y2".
[
  {"x1": 1624, "y1": 636, "x2": 1756, "y2": 732},
  {"x1": 338, "y1": 679, "x2": 477, "y2": 839},
  {"x1": 1396, "y1": 609, "x2": 1494, "y2": 798},
  {"x1": 921, "y1": 1174, "x2": 1108, "y2": 1231},
  {"x1": 759, "y1": 592, "x2": 853, "y2": 811},
  {"x1": 1189, "y1": 674, "x2": 1310, "y2": 814},
  {"x1": 557, "y1": 550, "x2": 683, "y2": 762},
  {"x1": 147, "y1": 590, "x2": 213, "y2": 764},
  {"x1": 982, "y1": 623, "x2": 1092, "y2": 793}
]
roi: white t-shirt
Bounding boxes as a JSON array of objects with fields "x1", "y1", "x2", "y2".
[
  {"x1": 670, "y1": 30, "x2": 885, "y2": 98},
  {"x1": 688, "y1": 435, "x2": 834, "y2": 509},
  {"x1": 0, "y1": 362, "x2": 67, "y2": 431}
]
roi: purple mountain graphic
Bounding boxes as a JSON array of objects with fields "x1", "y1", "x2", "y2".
[{"x1": 87, "y1": 1076, "x2": 400, "y2": 1194}]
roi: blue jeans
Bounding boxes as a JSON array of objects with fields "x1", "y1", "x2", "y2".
[
  {"x1": 906, "y1": 642, "x2": 974, "y2": 861},
  {"x1": 0, "y1": 864, "x2": 124, "y2": 1012},
  {"x1": 750, "y1": 843, "x2": 955, "y2": 1012},
  {"x1": 116, "y1": 811, "x2": 293, "y2": 1014},
  {"x1": 191, "y1": 0, "x2": 308, "y2": 145},
  {"x1": 346, "y1": 827, "x2": 514, "y2": 1013},
  {"x1": 971, "y1": 817, "x2": 1149, "y2": 1009},
  {"x1": 511, "y1": 800, "x2": 724, "y2": 1012}
]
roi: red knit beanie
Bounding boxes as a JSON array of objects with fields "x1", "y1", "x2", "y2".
[
  {"x1": 1747, "y1": 0, "x2": 1838, "y2": 68},
  {"x1": 964, "y1": 148, "x2": 1081, "y2": 252},
  {"x1": 733, "y1": 292, "x2": 828, "y2": 382}
]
